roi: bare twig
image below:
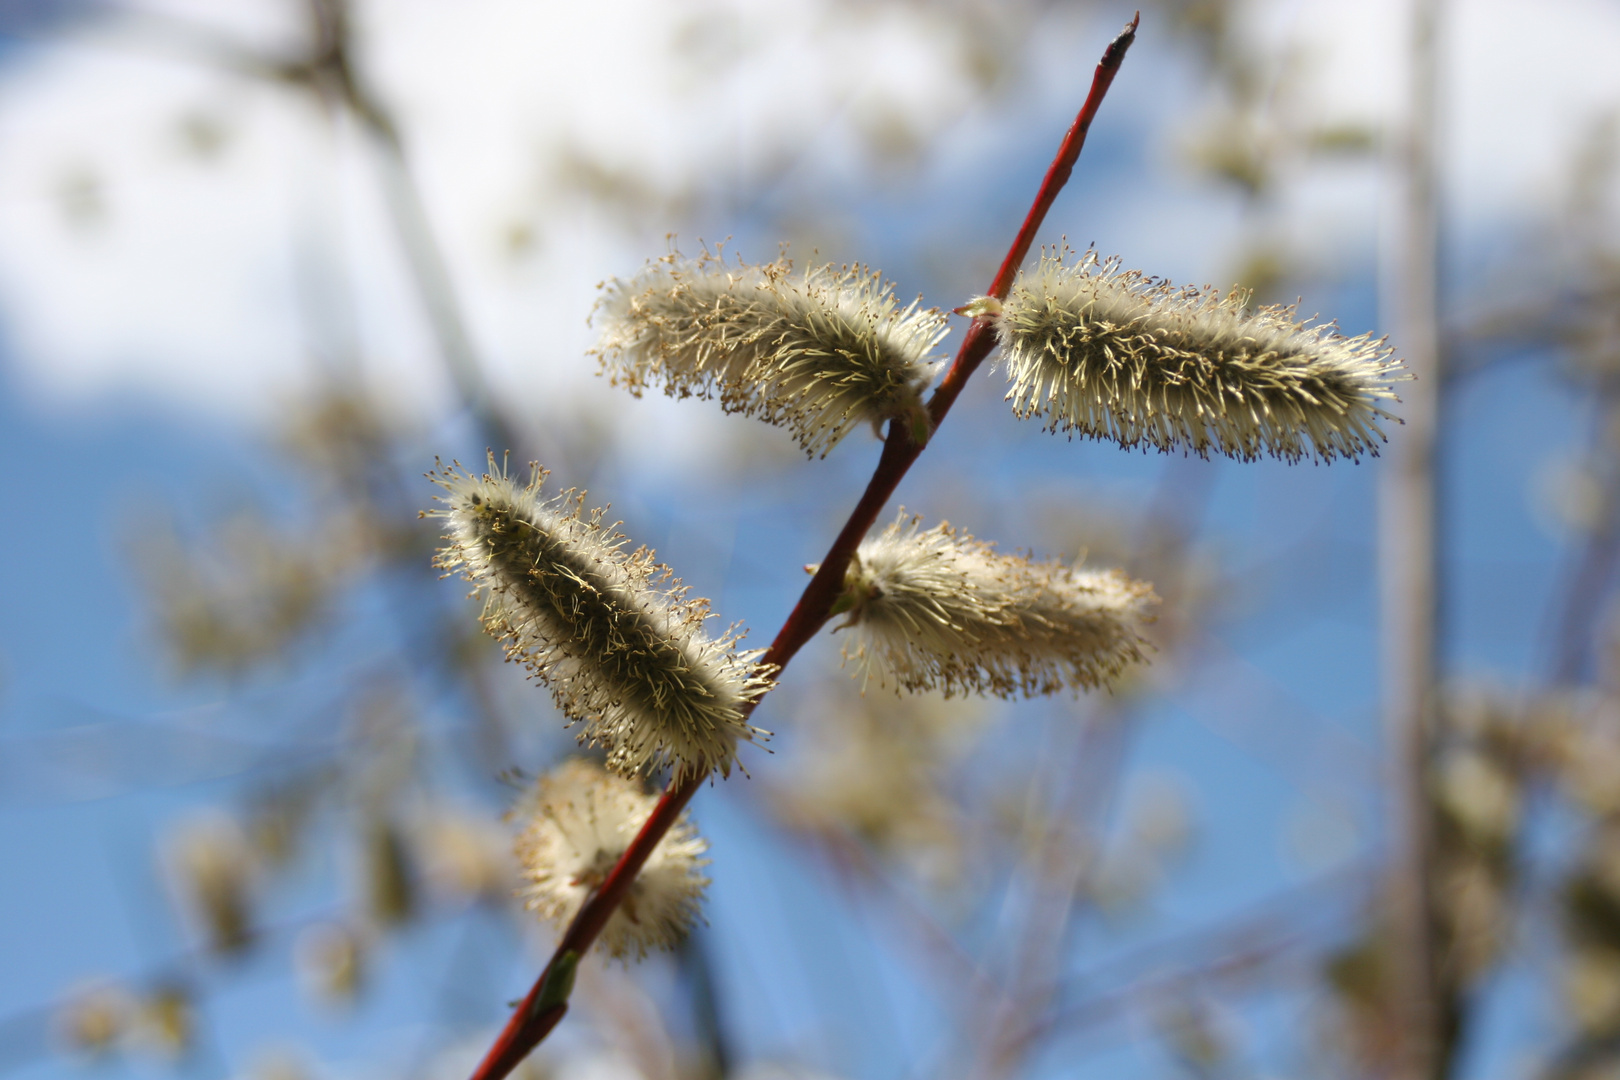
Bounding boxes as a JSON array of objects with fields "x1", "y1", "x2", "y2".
[
  {"x1": 1542, "y1": 392, "x2": 1620, "y2": 684},
  {"x1": 1378, "y1": 0, "x2": 1447, "y2": 1076},
  {"x1": 1011, "y1": 861, "x2": 1370, "y2": 1050},
  {"x1": 296, "y1": 0, "x2": 521, "y2": 454},
  {"x1": 119, "y1": 0, "x2": 521, "y2": 453},
  {"x1": 1020, "y1": 930, "x2": 1311, "y2": 1053},
  {"x1": 974, "y1": 709, "x2": 1131, "y2": 1080},
  {"x1": 811, "y1": 825, "x2": 994, "y2": 1001}
]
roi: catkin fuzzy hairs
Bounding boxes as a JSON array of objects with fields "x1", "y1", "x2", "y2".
[
  {"x1": 427, "y1": 457, "x2": 773, "y2": 778},
  {"x1": 591, "y1": 250, "x2": 948, "y2": 456},
  {"x1": 991, "y1": 248, "x2": 1407, "y2": 463},
  {"x1": 512, "y1": 759, "x2": 709, "y2": 959},
  {"x1": 836, "y1": 512, "x2": 1157, "y2": 699}
]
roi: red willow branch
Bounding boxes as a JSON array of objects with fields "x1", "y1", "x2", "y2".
[{"x1": 465, "y1": 15, "x2": 1139, "y2": 1080}]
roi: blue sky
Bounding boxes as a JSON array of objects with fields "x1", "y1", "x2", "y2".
[{"x1": 0, "y1": 2, "x2": 1609, "y2": 1078}]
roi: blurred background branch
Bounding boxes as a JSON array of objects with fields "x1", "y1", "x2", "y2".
[{"x1": 4, "y1": 1, "x2": 1620, "y2": 1079}]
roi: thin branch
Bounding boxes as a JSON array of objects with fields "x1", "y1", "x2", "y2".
[
  {"x1": 463, "y1": 15, "x2": 1141, "y2": 1080},
  {"x1": 1378, "y1": 0, "x2": 1446, "y2": 1075},
  {"x1": 116, "y1": 0, "x2": 521, "y2": 454},
  {"x1": 1017, "y1": 929, "x2": 1313, "y2": 1054},
  {"x1": 1542, "y1": 392, "x2": 1620, "y2": 684},
  {"x1": 679, "y1": 929, "x2": 732, "y2": 1080},
  {"x1": 712, "y1": 771, "x2": 991, "y2": 1000},
  {"x1": 298, "y1": 0, "x2": 521, "y2": 454},
  {"x1": 1009, "y1": 861, "x2": 1370, "y2": 1051},
  {"x1": 976, "y1": 709, "x2": 1131, "y2": 1080},
  {"x1": 812, "y1": 825, "x2": 995, "y2": 1001}
]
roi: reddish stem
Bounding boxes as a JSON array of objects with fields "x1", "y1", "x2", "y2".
[
  {"x1": 466, "y1": 17, "x2": 1138, "y2": 1080},
  {"x1": 985, "y1": 11, "x2": 1139, "y2": 305},
  {"x1": 767, "y1": 9, "x2": 1138, "y2": 677},
  {"x1": 468, "y1": 775, "x2": 703, "y2": 1080}
]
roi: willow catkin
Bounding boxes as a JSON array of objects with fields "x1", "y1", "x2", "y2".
[
  {"x1": 57, "y1": 985, "x2": 133, "y2": 1058},
  {"x1": 838, "y1": 512, "x2": 1157, "y2": 698},
  {"x1": 169, "y1": 814, "x2": 256, "y2": 956},
  {"x1": 427, "y1": 458, "x2": 772, "y2": 778},
  {"x1": 512, "y1": 759, "x2": 709, "y2": 960},
  {"x1": 591, "y1": 252, "x2": 948, "y2": 456},
  {"x1": 993, "y1": 249, "x2": 1406, "y2": 462}
]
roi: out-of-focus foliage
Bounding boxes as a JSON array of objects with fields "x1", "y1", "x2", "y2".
[{"x1": 12, "y1": 0, "x2": 1620, "y2": 1078}]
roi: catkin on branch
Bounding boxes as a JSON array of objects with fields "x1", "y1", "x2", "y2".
[
  {"x1": 513, "y1": 759, "x2": 708, "y2": 960},
  {"x1": 592, "y1": 252, "x2": 948, "y2": 456},
  {"x1": 428, "y1": 458, "x2": 772, "y2": 778},
  {"x1": 993, "y1": 249, "x2": 1406, "y2": 462},
  {"x1": 838, "y1": 513, "x2": 1157, "y2": 698}
]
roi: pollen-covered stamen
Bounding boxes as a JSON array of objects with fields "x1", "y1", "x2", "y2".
[
  {"x1": 428, "y1": 458, "x2": 773, "y2": 778},
  {"x1": 513, "y1": 760, "x2": 708, "y2": 961},
  {"x1": 998, "y1": 248, "x2": 1408, "y2": 463},
  {"x1": 590, "y1": 251, "x2": 948, "y2": 457},
  {"x1": 838, "y1": 512, "x2": 1158, "y2": 699}
]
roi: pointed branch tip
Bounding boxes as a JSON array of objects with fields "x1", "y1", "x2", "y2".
[{"x1": 1109, "y1": 13, "x2": 1141, "y2": 59}]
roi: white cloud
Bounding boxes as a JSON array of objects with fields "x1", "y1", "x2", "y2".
[
  {"x1": 0, "y1": 0, "x2": 1616, "y2": 424},
  {"x1": 0, "y1": 0, "x2": 1000, "y2": 424}
]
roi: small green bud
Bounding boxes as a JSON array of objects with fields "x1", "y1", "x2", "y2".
[{"x1": 532, "y1": 951, "x2": 580, "y2": 1016}]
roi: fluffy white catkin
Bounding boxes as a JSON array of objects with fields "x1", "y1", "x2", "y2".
[
  {"x1": 427, "y1": 458, "x2": 771, "y2": 778},
  {"x1": 839, "y1": 513, "x2": 1157, "y2": 698},
  {"x1": 591, "y1": 252, "x2": 948, "y2": 456},
  {"x1": 994, "y1": 249, "x2": 1406, "y2": 463},
  {"x1": 512, "y1": 759, "x2": 708, "y2": 959}
]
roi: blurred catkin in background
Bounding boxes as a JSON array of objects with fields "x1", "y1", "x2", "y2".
[{"x1": 2, "y1": 2, "x2": 1619, "y2": 1080}]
